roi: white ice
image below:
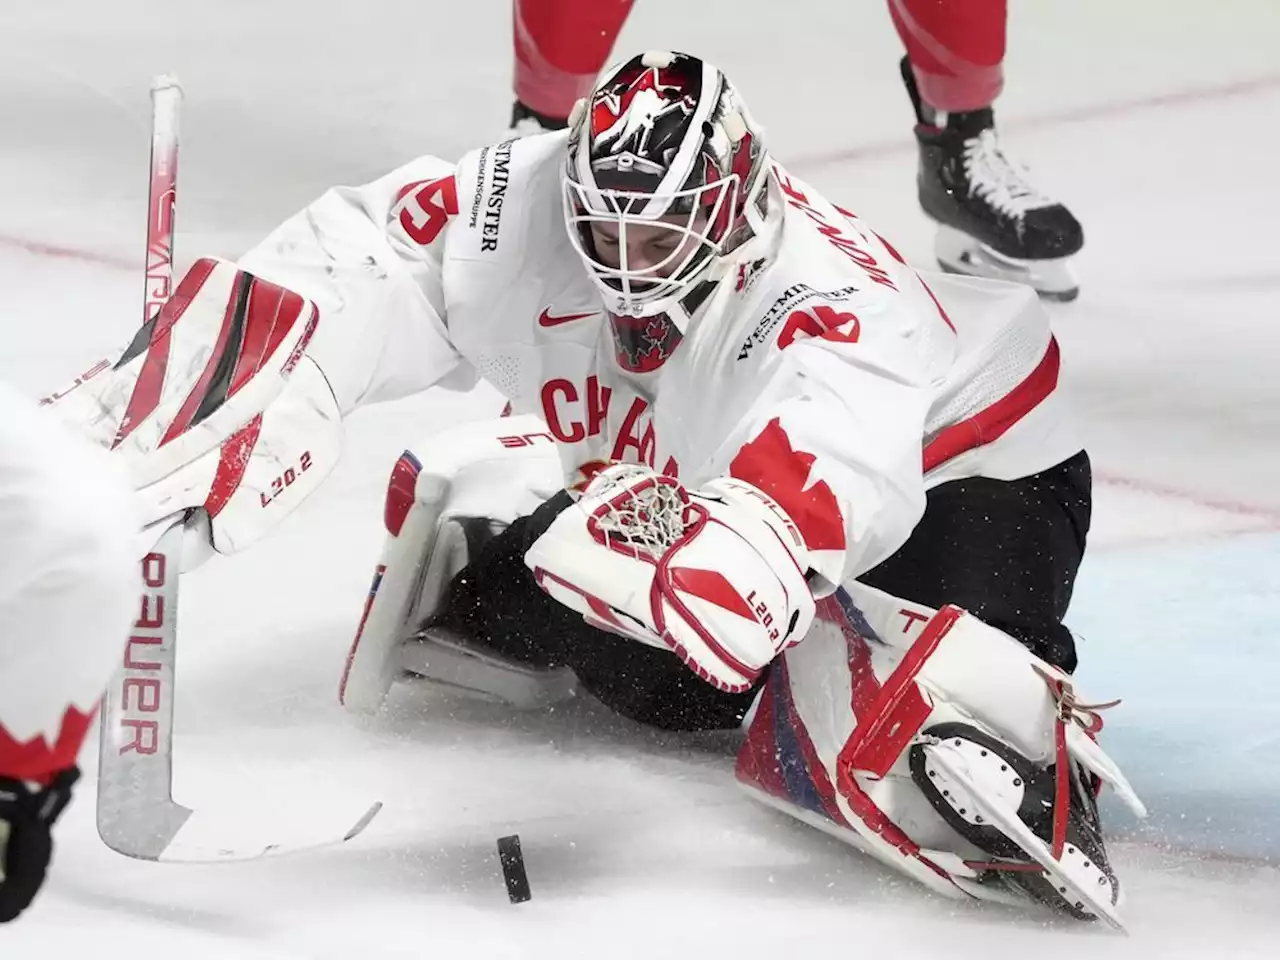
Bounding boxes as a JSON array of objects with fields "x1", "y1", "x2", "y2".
[{"x1": 1, "y1": 1, "x2": 1278, "y2": 956}]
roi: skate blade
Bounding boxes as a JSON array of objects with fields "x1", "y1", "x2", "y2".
[
  {"x1": 935, "y1": 226, "x2": 1079, "y2": 301},
  {"x1": 924, "y1": 738, "x2": 1126, "y2": 932}
]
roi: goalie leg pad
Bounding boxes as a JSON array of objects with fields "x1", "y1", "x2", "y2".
[
  {"x1": 735, "y1": 582, "x2": 1143, "y2": 926},
  {"x1": 339, "y1": 414, "x2": 565, "y2": 714}
]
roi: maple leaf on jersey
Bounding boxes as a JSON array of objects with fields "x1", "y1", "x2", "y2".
[
  {"x1": 0, "y1": 704, "x2": 96, "y2": 784},
  {"x1": 729, "y1": 418, "x2": 847, "y2": 551}
]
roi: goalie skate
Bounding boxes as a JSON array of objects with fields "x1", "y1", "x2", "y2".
[
  {"x1": 911, "y1": 723, "x2": 1123, "y2": 928},
  {"x1": 735, "y1": 584, "x2": 1143, "y2": 928}
]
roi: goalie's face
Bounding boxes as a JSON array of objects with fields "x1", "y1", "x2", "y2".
[
  {"x1": 564, "y1": 51, "x2": 773, "y2": 322},
  {"x1": 563, "y1": 180, "x2": 733, "y2": 319},
  {"x1": 585, "y1": 211, "x2": 712, "y2": 278}
]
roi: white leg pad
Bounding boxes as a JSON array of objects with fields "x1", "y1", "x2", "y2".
[{"x1": 338, "y1": 414, "x2": 564, "y2": 714}]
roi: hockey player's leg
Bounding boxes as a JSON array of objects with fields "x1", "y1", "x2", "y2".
[
  {"x1": 736, "y1": 452, "x2": 1144, "y2": 926},
  {"x1": 429, "y1": 488, "x2": 758, "y2": 730},
  {"x1": 0, "y1": 380, "x2": 138, "y2": 921},
  {"x1": 888, "y1": 0, "x2": 1007, "y2": 113},
  {"x1": 888, "y1": 0, "x2": 1084, "y2": 300},
  {"x1": 860, "y1": 450, "x2": 1091, "y2": 673},
  {"x1": 510, "y1": 0, "x2": 635, "y2": 133},
  {"x1": 351, "y1": 446, "x2": 760, "y2": 728}
]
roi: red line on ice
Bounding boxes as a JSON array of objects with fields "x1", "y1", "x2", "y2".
[
  {"x1": 1096, "y1": 472, "x2": 1280, "y2": 531},
  {"x1": 0, "y1": 233, "x2": 135, "y2": 270}
]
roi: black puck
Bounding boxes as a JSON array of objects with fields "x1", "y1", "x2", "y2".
[{"x1": 497, "y1": 834, "x2": 531, "y2": 903}]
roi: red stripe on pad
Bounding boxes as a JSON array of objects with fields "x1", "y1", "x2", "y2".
[
  {"x1": 837, "y1": 605, "x2": 962, "y2": 780},
  {"x1": 667, "y1": 567, "x2": 758, "y2": 620},
  {"x1": 111, "y1": 259, "x2": 219, "y2": 449},
  {"x1": 160, "y1": 269, "x2": 248, "y2": 446},
  {"x1": 203, "y1": 414, "x2": 264, "y2": 519}
]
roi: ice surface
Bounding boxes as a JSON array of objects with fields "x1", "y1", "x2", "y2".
[{"x1": 1, "y1": 1, "x2": 1278, "y2": 955}]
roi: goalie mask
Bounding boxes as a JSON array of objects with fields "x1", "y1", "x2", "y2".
[{"x1": 563, "y1": 51, "x2": 775, "y2": 328}]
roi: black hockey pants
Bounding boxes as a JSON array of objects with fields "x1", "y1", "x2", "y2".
[{"x1": 428, "y1": 450, "x2": 1092, "y2": 732}]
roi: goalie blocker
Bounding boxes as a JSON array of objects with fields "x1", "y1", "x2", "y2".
[{"x1": 39, "y1": 257, "x2": 385, "y2": 862}]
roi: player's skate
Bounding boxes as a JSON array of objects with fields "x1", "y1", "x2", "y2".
[
  {"x1": 735, "y1": 582, "x2": 1145, "y2": 929},
  {"x1": 339, "y1": 414, "x2": 575, "y2": 714},
  {"x1": 508, "y1": 100, "x2": 568, "y2": 137},
  {"x1": 900, "y1": 58, "x2": 1083, "y2": 302}
]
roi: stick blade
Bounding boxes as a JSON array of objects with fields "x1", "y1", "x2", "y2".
[{"x1": 153, "y1": 801, "x2": 384, "y2": 864}]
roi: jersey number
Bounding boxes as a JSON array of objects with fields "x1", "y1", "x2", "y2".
[
  {"x1": 779, "y1": 304, "x2": 861, "y2": 349},
  {"x1": 398, "y1": 176, "x2": 458, "y2": 246}
]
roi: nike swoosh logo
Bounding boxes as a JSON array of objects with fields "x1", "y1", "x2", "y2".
[{"x1": 538, "y1": 308, "x2": 596, "y2": 328}]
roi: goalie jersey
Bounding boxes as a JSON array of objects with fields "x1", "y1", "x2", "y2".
[{"x1": 238, "y1": 130, "x2": 1080, "y2": 596}]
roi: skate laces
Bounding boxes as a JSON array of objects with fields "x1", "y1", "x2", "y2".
[
  {"x1": 1031, "y1": 663, "x2": 1121, "y2": 737},
  {"x1": 1031, "y1": 664, "x2": 1120, "y2": 861},
  {"x1": 963, "y1": 129, "x2": 1057, "y2": 218}
]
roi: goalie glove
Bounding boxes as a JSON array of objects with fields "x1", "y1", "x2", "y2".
[{"x1": 523, "y1": 463, "x2": 816, "y2": 692}]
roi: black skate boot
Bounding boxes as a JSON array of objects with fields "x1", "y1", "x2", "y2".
[
  {"x1": 909, "y1": 722, "x2": 1121, "y2": 926},
  {"x1": 900, "y1": 57, "x2": 1083, "y2": 301},
  {"x1": 508, "y1": 100, "x2": 569, "y2": 137}
]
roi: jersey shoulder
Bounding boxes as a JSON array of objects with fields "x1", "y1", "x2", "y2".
[
  {"x1": 771, "y1": 165, "x2": 915, "y2": 295},
  {"x1": 445, "y1": 130, "x2": 569, "y2": 265},
  {"x1": 373, "y1": 130, "x2": 569, "y2": 268},
  {"x1": 719, "y1": 166, "x2": 909, "y2": 362}
]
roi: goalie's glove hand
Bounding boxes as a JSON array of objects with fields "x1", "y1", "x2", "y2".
[
  {"x1": 524, "y1": 463, "x2": 816, "y2": 692},
  {"x1": 0, "y1": 767, "x2": 79, "y2": 923}
]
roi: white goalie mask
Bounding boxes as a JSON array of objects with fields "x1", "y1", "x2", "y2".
[{"x1": 563, "y1": 51, "x2": 776, "y2": 328}]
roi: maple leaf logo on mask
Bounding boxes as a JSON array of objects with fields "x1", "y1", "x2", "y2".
[{"x1": 729, "y1": 418, "x2": 846, "y2": 551}]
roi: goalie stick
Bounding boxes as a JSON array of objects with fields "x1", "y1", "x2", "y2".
[{"x1": 94, "y1": 76, "x2": 381, "y2": 863}]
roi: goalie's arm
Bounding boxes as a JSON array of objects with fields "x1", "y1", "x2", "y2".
[
  {"x1": 46, "y1": 155, "x2": 478, "y2": 540},
  {"x1": 236, "y1": 155, "x2": 476, "y2": 415},
  {"x1": 717, "y1": 308, "x2": 936, "y2": 598}
]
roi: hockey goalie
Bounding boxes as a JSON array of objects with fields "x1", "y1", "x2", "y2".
[{"x1": 43, "y1": 51, "x2": 1144, "y2": 925}]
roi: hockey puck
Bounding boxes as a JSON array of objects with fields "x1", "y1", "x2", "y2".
[{"x1": 497, "y1": 834, "x2": 531, "y2": 903}]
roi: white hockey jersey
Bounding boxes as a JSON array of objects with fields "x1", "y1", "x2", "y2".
[
  {"x1": 239, "y1": 131, "x2": 1080, "y2": 594},
  {"x1": 0, "y1": 379, "x2": 139, "y2": 783}
]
